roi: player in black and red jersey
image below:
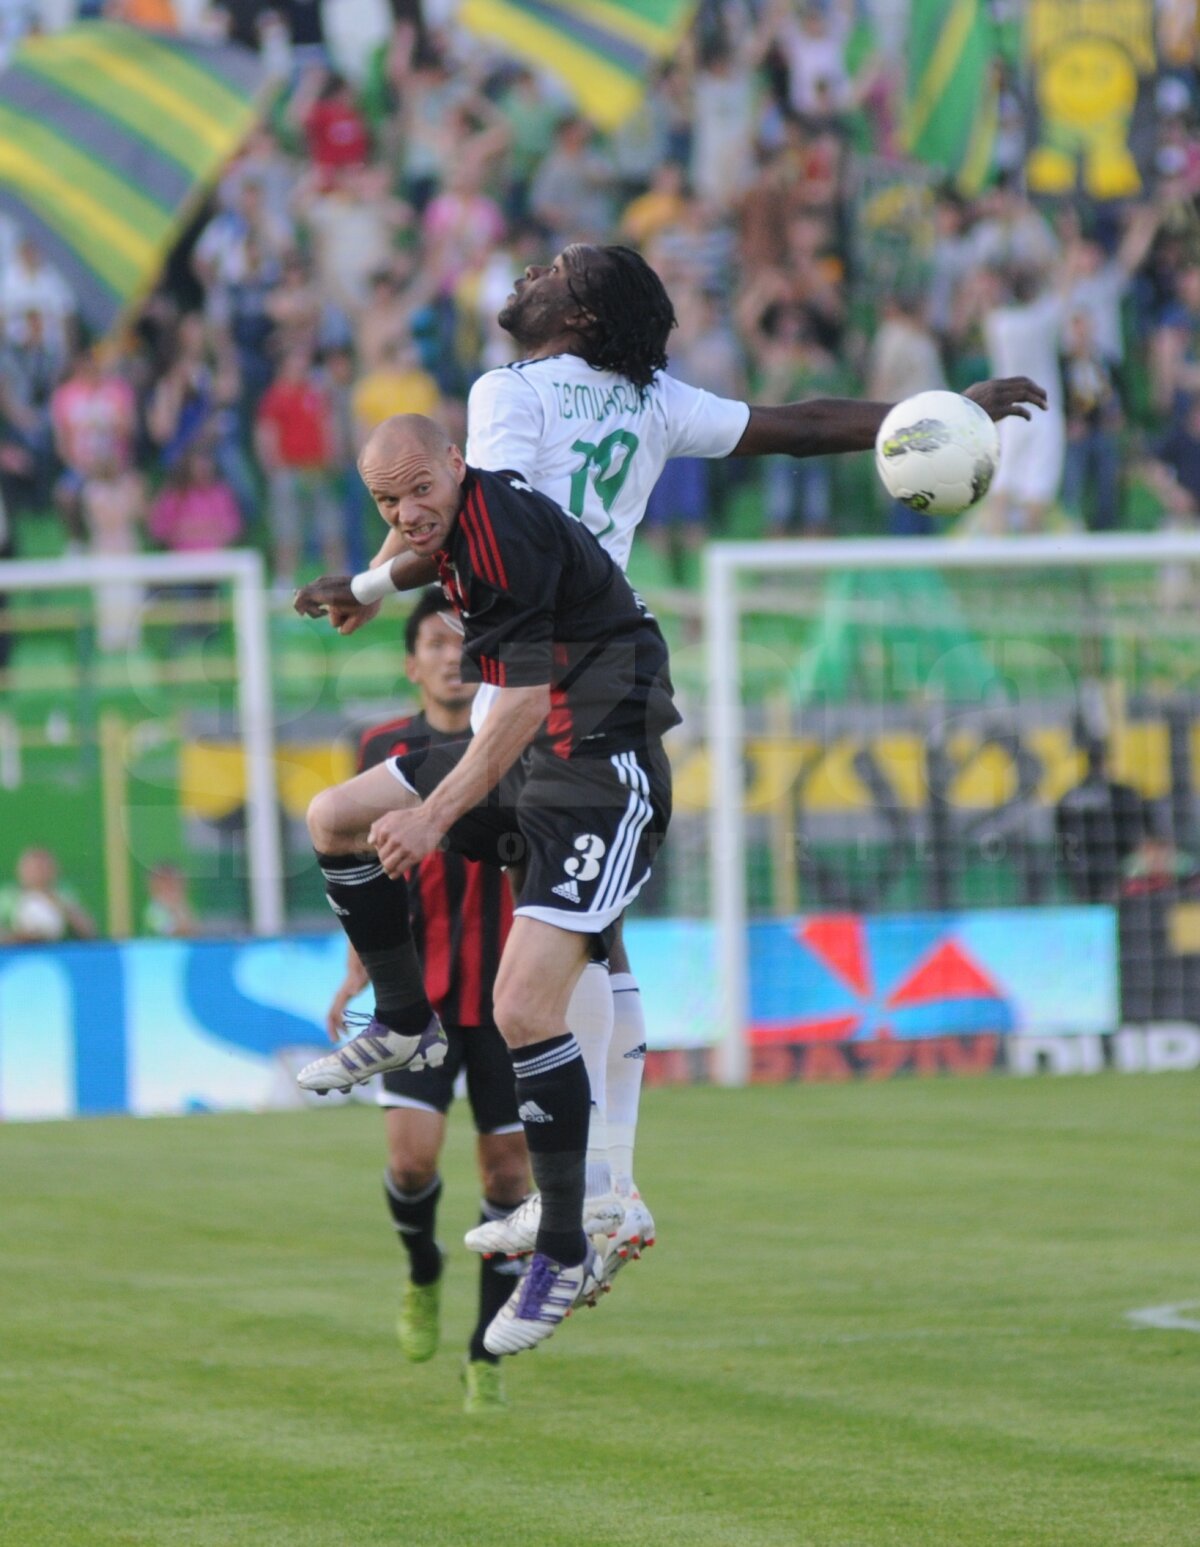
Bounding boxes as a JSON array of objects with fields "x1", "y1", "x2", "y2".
[
  {"x1": 300, "y1": 413, "x2": 678, "y2": 1355},
  {"x1": 324, "y1": 588, "x2": 526, "y2": 1412}
]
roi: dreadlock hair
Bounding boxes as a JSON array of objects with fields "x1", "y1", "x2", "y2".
[{"x1": 566, "y1": 245, "x2": 677, "y2": 394}]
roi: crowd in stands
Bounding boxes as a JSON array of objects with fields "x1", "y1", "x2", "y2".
[{"x1": 3, "y1": 0, "x2": 1200, "y2": 607}]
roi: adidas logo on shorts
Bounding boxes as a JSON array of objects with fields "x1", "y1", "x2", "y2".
[{"x1": 551, "y1": 878, "x2": 581, "y2": 903}]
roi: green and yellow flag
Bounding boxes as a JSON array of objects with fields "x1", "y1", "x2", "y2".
[
  {"x1": 905, "y1": 0, "x2": 998, "y2": 194},
  {"x1": 0, "y1": 22, "x2": 269, "y2": 336},
  {"x1": 460, "y1": 0, "x2": 698, "y2": 131}
]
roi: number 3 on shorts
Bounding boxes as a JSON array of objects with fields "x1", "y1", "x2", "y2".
[
  {"x1": 568, "y1": 431, "x2": 639, "y2": 536},
  {"x1": 565, "y1": 834, "x2": 606, "y2": 883}
]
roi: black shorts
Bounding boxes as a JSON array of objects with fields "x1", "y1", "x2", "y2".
[
  {"x1": 386, "y1": 739, "x2": 671, "y2": 952},
  {"x1": 378, "y1": 1021, "x2": 520, "y2": 1134}
]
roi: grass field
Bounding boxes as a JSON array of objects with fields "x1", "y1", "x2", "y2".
[{"x1": 3, "y1": 1075, "x2": 1197, "y2": 1547}]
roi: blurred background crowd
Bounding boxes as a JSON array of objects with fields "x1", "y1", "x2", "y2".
[{"x1": 3, "y1": 0, "x2": 1200, "y2": 600}]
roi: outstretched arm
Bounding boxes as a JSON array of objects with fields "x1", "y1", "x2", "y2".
[
  {"x1": 293, "y1": 547, "x2": 440, "y2": 632},
  {"x1": 729, "y1": 378, "x2": 1048, "y2": 459}
]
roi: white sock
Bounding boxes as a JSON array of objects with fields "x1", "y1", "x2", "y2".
[
  {"x1": 566, "y1": 960, "x2": 613, "y2": 1197},
  {"x1": 607, "y1": 972, "x2": 645, "y2": 1193}
]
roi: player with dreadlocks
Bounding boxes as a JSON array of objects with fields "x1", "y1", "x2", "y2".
[{"x1": 296, "y1": 241, "x2": 1046, "y2": 1292}]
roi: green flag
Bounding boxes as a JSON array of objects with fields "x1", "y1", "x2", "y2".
[
  {"x1": 905, "y1": 0, "x2": 998, "y2": 194},
  {"x1": 0, "y1": 22, "x2": 270, "y2": 337}
]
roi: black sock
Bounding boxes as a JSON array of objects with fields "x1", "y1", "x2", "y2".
[
  {"x1": 510, "y1": 1035, "x2": 590, "y2": 1267},
  {"x1": 316, "y1": 850, "x2": 432, "y2": 1033},
  {"x1": 383, "y1": 1170, "x2": 443, "y2": 1285},
  {"x1": 469, "y1": 1198, "x2": 524, "y2": 1363}
]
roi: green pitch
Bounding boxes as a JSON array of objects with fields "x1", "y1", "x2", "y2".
[{"x1": 4, "y1": 1077, "x2": 1197, "y2": 1547}]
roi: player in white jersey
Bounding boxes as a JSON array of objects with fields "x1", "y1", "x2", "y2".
[{"x1": 296, "y1": 243, "x2": 1046, "y2": 1272}]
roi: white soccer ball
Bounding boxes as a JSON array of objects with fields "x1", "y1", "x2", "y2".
[{"x1": 875, "y1": 390, "x2": 1001, "y2": 517}]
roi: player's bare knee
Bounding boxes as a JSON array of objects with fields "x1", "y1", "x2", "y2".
[
  {"x1": 481, "y1": 1157, "x2": 526, "y2": 1204},
  {"x1": 479, "y1": 1139, "x2": 528, "y2": 1204},
  {"x1": 307, "y1": 787, "x2": 343, "y2": 850},
  {"x1": 388, "y1": 1158, "x2": 437, "y2": 1194},
  {"x1": 492, "y1": 992, "x2": 545, "y2": 1048}
]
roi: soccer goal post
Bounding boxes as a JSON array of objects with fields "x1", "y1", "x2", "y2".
[
  {"x1": 704, "y1": 531, "x2": 1200, "y2": 1087},
  {"x1": 0, "y1": 548, "x2": 284, "y2": 935}
]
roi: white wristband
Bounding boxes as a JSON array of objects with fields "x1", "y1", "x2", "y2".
[{"x1": 350, "y1": 565, "x2": 399, "y2": 605}]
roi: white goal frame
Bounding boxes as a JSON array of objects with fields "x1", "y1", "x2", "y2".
[
  {"x1": 0, "y1": 548, "x2": 284, "y2": 934},
  {"x1": 704, "y1": 531, "x2": 1200, "y2": 1087}
]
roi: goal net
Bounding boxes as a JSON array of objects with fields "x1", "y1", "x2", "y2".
[
  {"x1": 704, "y1": 533, "x2": 1200, "y2": 1085},
  {"x1": 0, "y1": 550, "x2": 284, "y2": 937}
]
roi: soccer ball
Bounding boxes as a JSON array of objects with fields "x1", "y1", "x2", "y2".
[{"x1": 875, "y1": 391, "x2": 1000, "y2": 517}]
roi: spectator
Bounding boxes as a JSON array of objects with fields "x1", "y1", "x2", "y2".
[
  {"x1": 193, "y1": 178, "x2": 292, "y2": 301},
  {"x1": 353, "y1": 257, "x2": 438, "y2": 375},
  {"x1": 748, "y1": 301, "x2": 849, "y2": 537},
  {"x1": 651, "y1": 189, "x2": 737, "y2": 297},
  {"x1": 529, "y1": 116, "x2": 617, "y2": 248},
  {"x1": 866, "y1": 289, "x2": 946, "y2": 403},
  {"x1": 496, "y1": 66, "x2": 568, "y2": 216},
  {"x1": 689, "y1": 25, "x2": 774, "y2": 212},
  {"x1": 775, "y1": 0, "x2": 854, "y2": 120},
  {"x1": 292, "y1": 67, "x2": 372, "y2": 181},
  {"x1": 621, "y1": 160, "x2": 688, "y2": 248},
  {"x1": 81, "y1": 454, "x2": 146, "y2": 651},
  {"x1": 966, "y1": 176, "x2": 1060, "y2": 274},
  {"x1": 213, "y1": 233, "x2": 281, "y2": 418},
  {"x1": 1054, "y1": 742, "x2": 1146, "y2": 903},
  {"x1": 0, "y1": 236, "x2": 75, "y2": 353},
  {"x1": 1062, "y1": 310, "x2": 1124, "y2": 531},
  {"x1": 0, "y1": 847, "x2": 98, "y2": 943},
  {"x1": 143, "y1": 862, "x2": 198, "y2": 937},
  {"x1": 146, "y1": 312, "x2": 255, "y2": 514},
  {"x1": 0, "y1": 306, "x2": 61, "y2": 501},
  {"x1": 264, "y1": 249, "x2": 352, "y2": 357},
  {"x1": 148, "y1": 447, "x2": 243, "y2": 643},
  {"x1": 148, "y1": 447, "x2": 243, "y2": 554},
  {"x1": 984, "y1": 267, "x2": 1066, "y2": 530},
  {"x1": 299, "y1": 163, "x2": 410, "y2": 313},
  {"x1": 396, "y1": 46, "x2": 478, "y2": 211},
  {"x1": 50, "y1": 346, "x2": 137, "y2": 547},
  {"x1": 254, "y1": 346, "x2": 344, "y2": 589},
  {"x1": 927, "y1": 190, "x2": 977, "y2": 343},
  {"x1": 1142, "y1": 391, "x2": 1200, "y2": 518},
  {"x1": 351, "y1": 336, "x2": 440, "y2": 442},
  {"x1": 218, "y1": 126, "x2": 298, "y2": 234},
  {"x1": 1061, "y1": 202, "x2": 1162, "y2": 370},
  {"x1": 421, "y1": 162, "x2": 507, "y2": 297},
  {"x1": 1152, "y1": 262, "x2": 1200, "y2": 418}
]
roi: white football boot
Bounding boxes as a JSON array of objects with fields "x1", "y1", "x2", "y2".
[
  {"x1": 297, "y1": 1015, "x2": 447, "y2": 1094},
  {"x1": 483, "y1": 1246, "x2": 603, "y2": 1356},
  {"x1": 464, "y1": 1192, "x2": 624, "y2": 1259},
  {"x1": 597, "y1": 1188, "x2": 656, "y2": 1289}
]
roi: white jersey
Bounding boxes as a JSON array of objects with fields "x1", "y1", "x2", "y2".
[
  {"x1": 465, "y1": 353, "x2": 751, "y2": 571},
  {"x1": 463, "y1": 353, "x2": 749, "y2": 732}
]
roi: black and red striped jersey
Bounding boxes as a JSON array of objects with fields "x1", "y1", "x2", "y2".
[
  {"x1": 435, "y1": 467, "x2": 681, "y2": 759},
  {"x1": 357, "y1": 711, "x2": 512, "y2": 1029}
]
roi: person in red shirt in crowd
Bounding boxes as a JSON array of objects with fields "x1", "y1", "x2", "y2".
[
  {"x1": 254, "y1": 346, "x2": 346, "y2": 589},
  {"x1": 294, "y1": 67, "x2": 371, "y2": 183},
  {"x1": 325, "y1": 588, "x2": 525, "y2": 1413}
]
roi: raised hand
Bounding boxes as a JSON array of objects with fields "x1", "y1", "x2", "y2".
[
  {"x1": 293, "y1": 575, "x2": 382, "y2": 635},
  {"x1": 964, "y1": 377, "x2": 1049, "y2": 423}
]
